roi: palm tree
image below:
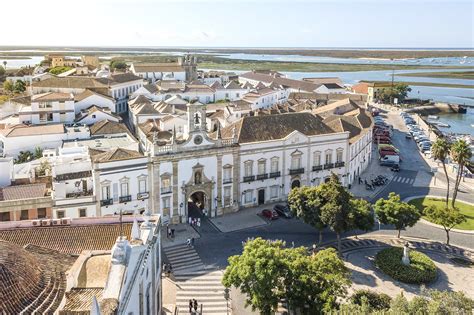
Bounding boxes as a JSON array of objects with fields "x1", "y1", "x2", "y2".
[
  {"x1": 450, "y1": 139, "x2": 472, "y2": 208},
  {"x1": 431, "y1": 138, "x2": 451, "y2": 207}
]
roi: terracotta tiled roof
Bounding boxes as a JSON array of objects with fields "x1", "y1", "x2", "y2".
[
  {"x1": 0, "y1": 241, "x2": 74, "y2": 314},
  {"x1": 240, "y1": 71, "x2": 320, "y2": 92},
  {"x1": 0, "y1": 123, "x2": 65, "y2": 137},
  {"x1": 92, "y1": 148, "x2": 144, "y2": 163},
  {"x1": 219, "y1": 112, "x2": 337, "y2": 143},
  {"x1": 62, "y1": 288, "x2": 103, "y2": 312},
  {"x1": 0, "y1": 223, "x2": 133, "y2": 255},
  {"x1": 0, "y1": 183, "x2": 46, "y2": 201},
  {"x1": 75, "y1": 89, "x2": 114, "y2": 102},
  {"x1": 302, "y1": 77, "x2": 344, "y2": 86},
  {"x1": 89, "y1": 120, "x2": 131, "y2": 136},
  {"x1": 32, "y1": 92, "x2": 73, "y2": 102}
]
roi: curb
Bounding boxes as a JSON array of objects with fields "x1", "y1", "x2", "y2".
[{"x1": 403, "y1": 195, "x2": 474, "y2": 235}]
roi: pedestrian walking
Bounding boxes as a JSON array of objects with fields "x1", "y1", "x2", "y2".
[
  {"x1": 188, "y1": 217, "x2": 192, "y2": 225},
  {"x1": 189, "y1": 299, "x2": 193, "y2": 313},
  {"x1": 191, "y1": 237, "x2": 195, "y2": 247},
  {"x1": 171, "y1": 228, "x2": 175, "y2": 238},
  {"x1": 166, "y1": 225, "x2": 171, "y2": 238},
  {"x1": 197, "y1": 218, "x2": 201, "y2": 227},
  {"x1": 186, "y1": 238, "x2": 191, "y2": 247},
  {"x1": 193, "y1": 299, "x2": 198, "y2": 312}
]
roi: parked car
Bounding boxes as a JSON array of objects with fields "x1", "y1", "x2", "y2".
[
  {"x1": 273, "y1": 204, "x2": 293, "y2": 218},
  {"x1": 261, "y1": 209, "x2": 279, "y2": 220},
  {"x1": 405, "y1": 133, "x2": 412, "y2": 139}
]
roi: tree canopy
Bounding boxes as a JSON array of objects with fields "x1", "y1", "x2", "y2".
[
  {"x1": 48, "y1": 66, "x2": 73, "y2": 75},
  {"x1": 222, "y1": 238, "x2": 350, "y2": 314},
  {"x1": 110, "y1": 60, "x2": 128, "y2": 70},
  {"x1": 424, "y1": 205, "x2": 466, "y2": 245},
  {"x1": 374, "y1": 192, "x2": 421, "y2": 238},
  {"x1": 376, "y1": 83, "x2": 412, "y2": 104}
]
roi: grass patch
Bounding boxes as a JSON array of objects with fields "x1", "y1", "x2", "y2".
[
  {"x1": 398, "y1": 71, "x2": 474, "y2": 80},
  {"x1": 375, "y1": 247, "x2": 437, "y2": 284},
  {"x1": 409, "y1": 197, "x2": 474, "y2": 230}
]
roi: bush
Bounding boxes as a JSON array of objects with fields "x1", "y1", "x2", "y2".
[
  {"x1": 351, "y1": 289, "x2": 391, "y2": 310},
  {"x1": 375, "y1": 247, "x2": 437, "y2": 284},
  {"x1": 49, "y1": 66, "x2": 72, "y2": 75}
]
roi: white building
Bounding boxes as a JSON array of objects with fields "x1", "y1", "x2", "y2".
[
  {"x1": 18, "y1": 92, "x2": 76, "y2": 124},
  {"x1": 0, "y1": 123, "x2": 89, "y2": 158},
  {"x1": 32, "y1": 73, "x2": 144, "y2": 114},
  {"x1": 241, "y1": 87, "x2": 288, "y2": 110}
]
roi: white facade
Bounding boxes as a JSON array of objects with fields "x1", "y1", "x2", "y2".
[
  {"x1": 347, "y1": 130, "x2": 373, "y2": 184},
  {"x1": 75, "y1": 93, "x2": 116, "y2": 113},
  {"x1": 19, "y1": 98, "x2": 75, "y2": 125}
]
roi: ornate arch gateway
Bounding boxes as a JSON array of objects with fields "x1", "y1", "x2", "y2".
[{"x1": 181, "y1": 163, "x2": 215, "y2": 219}]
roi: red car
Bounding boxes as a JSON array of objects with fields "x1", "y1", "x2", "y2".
[{"x1": 261, "y1": 209, "x2": 279, "y2": 220}]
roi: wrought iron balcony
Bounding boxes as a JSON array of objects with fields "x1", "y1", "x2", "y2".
[
  {"x1": 324, "y1": 163, "x2": 335, "y2": 170},
  {"x1": 119, "y1": 195, "x2": 132, "y2": 203},
  {"x1": 256, "y1": 173, "x2": 268, "y2": 180},
  {"x1": 100, "y1": 198, "x2": 113, "y2": 206},
  {"x1": 161, "y1": 187, "x2": 172, "y2": 194},
  {"x1": 243, "y1": 175, "x2": 255, "y2": 182},
  {"x1": 223, "y1": 178, "x2": 233, "y2": 184},
  {"x1": 269, "y1": 171, "x2": 281, "y2": 178},
  {"x1": 312, "y1": 165, "x2": 323, "y2": 171},
  {"x1": 335, "y1": 161, "x2": 345, "y2": 168},
  {"x1": 289, "y1": 168, "x2": 304, "y2": 175}
]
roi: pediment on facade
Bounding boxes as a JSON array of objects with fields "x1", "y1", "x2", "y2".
[{"x1": 284, "y1": 130, "x2": 308, "y2": 144}]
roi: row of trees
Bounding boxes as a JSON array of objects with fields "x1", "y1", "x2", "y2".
[
  {"x1": 13, "y1": 147, "x2": 43, "y2": 164},
  {"x1": 431, "y1": 137, "x2": 472, "y2": 208},
  {"x1": 3, "y1": 79, "x2": 26, "y2": 94},
  {"x1": 375, "y1": 83, "x2": 412, "y2": 104}
]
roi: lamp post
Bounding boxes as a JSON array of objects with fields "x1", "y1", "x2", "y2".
[{"x1": 224, "y1": 288, "x2": 230, "y2": 315}]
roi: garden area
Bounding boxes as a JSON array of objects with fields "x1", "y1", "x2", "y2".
[{"x1": 409, "y1": 197, "x2": 474, "y2": 230}]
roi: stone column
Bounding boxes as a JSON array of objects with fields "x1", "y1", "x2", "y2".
[
  {"x1": 172, "y1": 161, "x2": 180, "y2": 223},
  {"x1": 232, "y1": 148, "x2": 240, "y2": 212},
  {"x1": 216, "y1": 154, "x2": 223, "y2": 216}
]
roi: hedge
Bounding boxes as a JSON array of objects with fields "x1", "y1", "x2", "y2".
[
  {"x1": 350, "y1": 289, "x2": 392, "y2": 310},
  {"x1": 375, "y1": 247, "x2": 437, "y2": 284}
]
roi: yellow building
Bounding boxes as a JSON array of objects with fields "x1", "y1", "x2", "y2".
[{"x1": 81, "y1": 55, "x2": 100, "y2": 68}]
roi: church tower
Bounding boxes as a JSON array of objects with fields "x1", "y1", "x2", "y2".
[
  {"x1": 187, "y1": 101, "x2": 207, "y2": 133},
  {"x1": 180, "y1": 54, "x2": 197, "y2": 82}
]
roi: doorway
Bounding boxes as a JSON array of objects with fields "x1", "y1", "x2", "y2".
[
  {"x1": 291, "y1": 179, "x2": 301, "y2": 189},
  {"x1": 258, "y1": 189, "x2": 265, "y2": 205},
  {"x1": 188, "y1": 191, "x2": 207, "y2": 218}
]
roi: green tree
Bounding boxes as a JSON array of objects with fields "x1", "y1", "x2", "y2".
[
  {"x1": 288, "y1": 186, "x2": 326, "y2": 244},
  {"x1": 431, "y1": 138, "x2": 451, "y2": 207},
  {"x1": 424, "y1": 205, "x2": 466, "y2": 245},
  {"x1": 3, "y1": 80, "x2": 14, "y2": 93},
  {"x1": 318, "y1": 174, "x2": 373, "y2": 253},
  {"x1": 350, "y1": 198, "x2": 375, "y2": 237},
  {"x1": 14, "y1": 80, "x2": 26, "y2": 93},
  {"x1": 222, "y1": 238, "x2": 350, "y2": 315},
  {"x1": 0, "y1": 65, "x2": 5, "y2": 76},
  {"x1": 377, "y1": 83, "x2": 412, "y2": 104},
  {"x1": 374, "y1": 192, "x2": 421, "y2": 238},
  {"x1": 33, "y1": 147, "x2": 43, "y2": 159},
  {"x1": 450, "y1": 139, "x2": 472, "y2": 208},
  {"x1": 13, "y1": 150, "x2": 33, "y2": 164},
  {"x1": 110, "y1": 60, "x2": 127, "y2": 70},
  {"x1": 222, "y1": 238, "x2": 286, "y2": 315}
]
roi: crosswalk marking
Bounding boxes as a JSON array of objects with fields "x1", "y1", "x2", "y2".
[{"x1": 392, "y1": 176, "x2": 414, "y2": 185}]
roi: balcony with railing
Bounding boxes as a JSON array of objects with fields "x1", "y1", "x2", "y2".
[
  {"x1": 312, "y1": 165, "x2": 323, "y2": 171},
  {"x1": 161, "y1": 187, "x2": 172, "y2": 194},
  {"x1": 269, "y1": 171, "x2": 281, "y2": 178},
  {"x1": 243, "y1": 175, "x2": 255, "y2": 183},
  {"x1": 256, "y1": 173, "x2": 268, "y2": 180},
  {"x1": 289, "y1": 168, "x2": 304, "y2": 175},
  {"x1": 223, "y1": 177, "x2": 233, "y2": 184},
  {"x1": 324, "y1": 163, "x2": 334, "y2": 170},
  {"x1": 119, "y1": 195, "x2": 132, "y2": 203},
  {"x1": 100, "y1": 198, "x2": 113, "y2": 206},
  {"x1": 335, "y1": 161, "x2": 345, "y2": 168},
  {"x1": 137, "y1": 192, "x2": 149, "y2": 200}
]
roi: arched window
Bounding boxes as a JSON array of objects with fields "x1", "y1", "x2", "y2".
[{"x1": 194, "y1": 171, "x2": 202, "y2": 184}]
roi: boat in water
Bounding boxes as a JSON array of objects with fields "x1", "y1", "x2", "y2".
[
  {"x1": 428, "y1": 115, "x2": 439, "y2": 120},
  {"x1": 433, "y1": 122, "x2": 450, "y2": 128}
]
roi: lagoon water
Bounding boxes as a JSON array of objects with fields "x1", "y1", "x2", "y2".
[{"x1": 436, "y1": 108, "x2": 474, "y2": 136}]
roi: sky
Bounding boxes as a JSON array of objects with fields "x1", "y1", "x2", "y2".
[{"x1": 2, "y1": 0, "x2": 473, "y2": 48}]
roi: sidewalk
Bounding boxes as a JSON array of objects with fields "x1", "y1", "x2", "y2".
[
  {"x1": 161, "y1": 223, "x2": 200, "y2": 248},
  {"x1": 209, "y1": 205, "x2": 271, "y2": 233},
  {"x1": 349, "y1": 148, "x2": 395, "y2": 200}
]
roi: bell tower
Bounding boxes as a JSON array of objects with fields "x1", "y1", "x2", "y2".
[
  {"x1": 182, "y1": 54, "x2": 197, "y2": 82},
  {"x1": 187, "y1": 101, "x2": 207, "y2": 133}
]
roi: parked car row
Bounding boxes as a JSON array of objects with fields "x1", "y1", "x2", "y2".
[
  {"x1": 261, "y1": 204, "x2": 293, "y2": 220},
  {"x1": 400, "y1": 112, "x2": 432, "y2": 154},
  {"x1": 373, "y1": 115, "x2": 393, "y2": 145}
]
